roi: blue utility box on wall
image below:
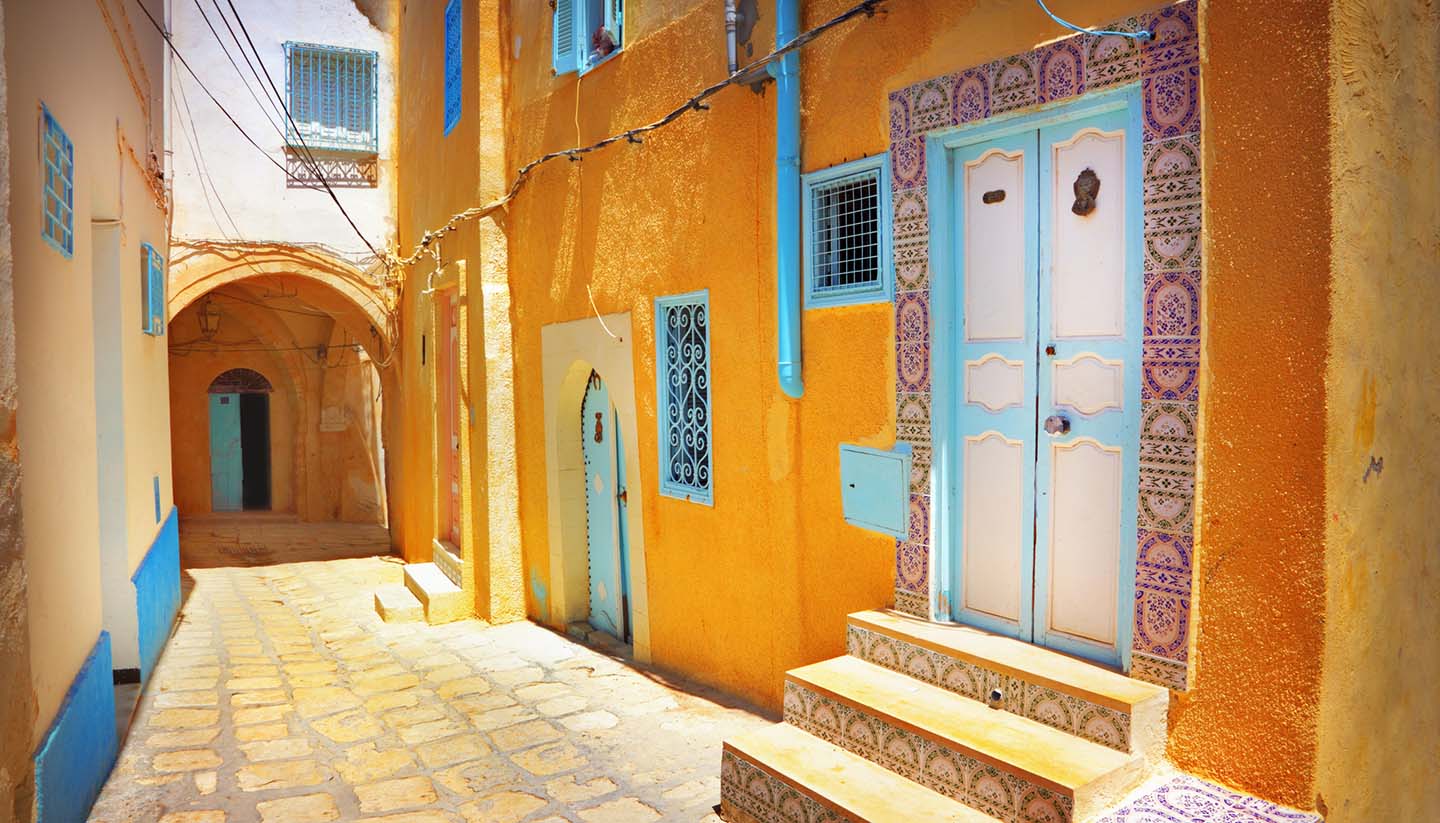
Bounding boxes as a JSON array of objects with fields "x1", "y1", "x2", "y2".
[{"x1": 839, "y1": 443, "x2": 912, "y2": 540}]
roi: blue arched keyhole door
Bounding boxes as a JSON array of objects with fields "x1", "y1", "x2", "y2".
[{"x1": 582, "y1": 373, "x2": 632, "y2": 643}]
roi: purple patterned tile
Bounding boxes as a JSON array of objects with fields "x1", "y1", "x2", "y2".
[
  {"x1": 950, "y1": 67, "x2": 990, "y2": 124},
  {"x1": 1141, "y1": 2, "x2": 1200, "y2": 74},
  {"x1": 895, "y1": 291, "x2": 930, "y2": 344},
  {"x1": 1038, "y1": 38, "x2": 1086, "y2": 104},
  {"x1": 1136, "y1": 530, "x2": 1192, "y2": 597},
  {"x1": 1134, "y1": 588, "x2": 1190, "y2": 661},
  {"x1": 907, "y1": 493, "x2": 931, "y2": 546},
  {"x1": 1132, "y1": 652, "x2": 1187, "y2": 690},
  {"x1": 1137, "y1": 475, "x2": 1194, "y2": 534},
  {"x1": 1142, "y1": 63, "x2": 1200, "y2": 142},
  {"x1": 908, "y1": 443, "x2": 932, "y2": 496},
  {"x1": 897, "y1": 341, "x2": 931, "y2": 393},
  {"x1": 896, "y1": 392, "x2": 931, "y2": 443},
  {"x1": 891, "y1": 134, "x2": 927, "y2": 190},
  {"x1": 888, "y1": 87, "x2": 912, "y2": 144},
  {"x1": 1084, "y1": 21, "x2": 1146, "y2": 89},
  {"x1": 896, "y1": 539, "x2": 929, "y2": 592},
  {"x1": 1139, "y1": 401, "x2": 1198, "y2": 472},
  {"x1": 1141, "y1": 340, "x2": 1199, "y2": 400},
  {"x1": 893, "y1": 187, "x2": 930, "y2": 292},
  {"x1": 1143, "y1": 271, "x2": 1200, "y2": 338},
  {"x1": 988, "y1": 54, "x2": 1039, "y2": 114},
  {"x1": 1096, "y1": 775, "x2": 1322, "y2": 823},
  {"x1": 909, "y1": 74, "x2": 955, "y2": 135},
  {"x1": 1143, "y1": 135, "x2": 1202, "y2": 269}
]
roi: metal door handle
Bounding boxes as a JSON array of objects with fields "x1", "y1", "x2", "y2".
[
  {"x1": 1043, "y1": 415, "x2": 1071, "y2": 436},
  {"x1": 616, "y1": 489, "x2": 627, "y2": 504}
]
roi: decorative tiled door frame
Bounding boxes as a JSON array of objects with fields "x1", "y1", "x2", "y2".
[{"x1": 889, "y1": 0, "x2": 1200, "y2": 691}]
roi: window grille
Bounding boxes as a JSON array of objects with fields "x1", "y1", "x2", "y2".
[
  {"x1": 285, "y1": 42, "x2": 378, "y2": 153},
  {"x1": 655, "y1": 291, "x2": 713, "y2": 505},
  {"x1": 208, "y1": 368, "x2": 274, "y2": 394},
  {"x1": 444, "y1": 0, "x2": 462, "y2": 135},
  {"x1": 40, "y1": 105, "x2": 73, "y2": 257},
  {"x1": 553, "y1": 0, "x2": 623, "y2": 75},
  {"x1": 802, "y1": 154, "x2": 893, "y2": 308},
  {"x1": 141, "y1": 242, "x2": 165, "y2": 336}
]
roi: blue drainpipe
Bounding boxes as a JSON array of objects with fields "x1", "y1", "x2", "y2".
[{"x1": 771, "y1": 0, "x2": 804, "y2": 398}]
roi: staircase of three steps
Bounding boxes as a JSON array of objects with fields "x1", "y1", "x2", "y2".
[{"x1": 719, "y1": 609, "x2": 1169, "y2": 823}]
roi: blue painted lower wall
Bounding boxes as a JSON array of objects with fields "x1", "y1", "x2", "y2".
[
  {"x1": 132, "y1": 506, "x2": 180, "y2": 685},
  {"x1": 33, "y1": 632, "x2": 119, "y2": 823}
]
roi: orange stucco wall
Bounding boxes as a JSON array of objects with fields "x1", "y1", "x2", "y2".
[
  {"x1": 1165, "y1": 0, "x2": 1330, "y2": 807},
  {"x1": 390, "y1": 0, "x2": 1352, "y2": 809}
]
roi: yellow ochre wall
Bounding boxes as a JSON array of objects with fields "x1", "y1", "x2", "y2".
[
  {"x1": 390, "y1": 0, "x2": 1423, "y2": 812},
  {"x1": 497, "y1": 0, "x2": 1162, "y2": 710},
  {"x1": 1315, "y1": 0, "x2": 1440, "y2": 819}
]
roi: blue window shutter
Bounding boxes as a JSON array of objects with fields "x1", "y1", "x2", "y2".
[
  {"x1": 443, "y1": 0, "x2": 463, "y2": 134},
  {"x1": 553, "y1": 0, "x2": 578, "y2": 75},
  {"x1": 141, "y1": 243, "x2": 165, "y2": 336}
]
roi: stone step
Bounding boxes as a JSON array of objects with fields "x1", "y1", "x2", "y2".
[
  {"x1": 402, "y1": 562, "x2": 468, "y2": 624},
  {"x1": 373, "y1": 584, "x2": 423, "y2": 623},
  {"x1": 847, "y1": 610, "x2": 1167, "y2": 759},
  {"x1": 721, "y1": 723, "x2": 996, "y2": 823},
  {"x1": 785, "y1": 656, "x2": 1145, "y2": 823}
]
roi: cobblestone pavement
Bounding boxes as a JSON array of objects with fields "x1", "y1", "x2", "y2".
[{"x1": 90, "y1": 555, "x2": 771, "y2": 823}]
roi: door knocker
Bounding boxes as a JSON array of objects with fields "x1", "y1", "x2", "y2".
[
  {"x1": 1071, "y1": 168, "x2": 1100, "y2": 216},
  {"x1": 593, "y1": 412, "x2": 604, "y2": 443}
]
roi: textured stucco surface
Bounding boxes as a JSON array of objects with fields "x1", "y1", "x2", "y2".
[
  {"x1": 1166, "y1": 0, "x2": 1331, "y2": 807},
  {"x1": 497, "y1": 0, "x2": 1161, "y2": 715},
  {"x1": 1315, "y1": 0, "x2": 1440, "y2": 819},
  {"x1": 0, "y1": 2, "x2": 38, "y2": 817},
  {"x1": 393, "y1": 0, "x2": 524, "y2": 623}
]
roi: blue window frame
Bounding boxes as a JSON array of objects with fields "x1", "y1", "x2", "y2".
[
  {"x1": 553, "y1": 0, "x2": 624, "y2": 76},
  {"x1": 40, "y1": 105, "x2": 73, "y2": 258},
  {"x1": 655, "y1": 290, "x2": 712, "y2": 505},
  {"x1": 284, "y1": 42, "x2": 379, "y2": 153},
  {"x1": 802, "y1": 153, "x2": 893, "y2": 308},
  {"x1": 444, "y1": 0, "x2": 462, "y2": 135},
  {"x1": 141, "y1": 242, "x2": 165, "y2": 336}
]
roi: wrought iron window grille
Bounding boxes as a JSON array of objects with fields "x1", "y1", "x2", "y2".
[
  {"x1": 802, "y1": 153, "x2": 894, "y2": 308},
  {"x1": 284, "y1": 41, "x2": 379, "y2": 155},
  {"x1": 655, "y1": 291, "x2": 713, "y2": 505},
  {"x1": 40, "y1": 104, "x2": 74, "y2": 257}
]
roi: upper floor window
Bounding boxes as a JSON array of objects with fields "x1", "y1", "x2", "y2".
[
  {"x1": 655, "y1": 290, "x2": 712, "y2": 505},
  {"x1": 40, "y1": 104, "x2": 74, "y2": 258},
  {"x1": 802, "y1": 154, "x2": 893, "y2": 308},
  {"x1": 284, "y1": 42, "x2": 379, "y2": 154},
  {"x1": 553, "y1": 0, "x2": 624, "y2": 76},
  {"x1": 443, "y1": 0, "x2": 462, "y2": 135},
  {"x1": 141, "y1": 242, "x2": 165, "y2": 336}
]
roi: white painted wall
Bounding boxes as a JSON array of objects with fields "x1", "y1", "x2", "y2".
[
  {"x1": 169, "y1": 0, "x2": 396, "y2": 260},
  {"x1": 5, "y1": 0, "x2": 173, "y2": 734}
]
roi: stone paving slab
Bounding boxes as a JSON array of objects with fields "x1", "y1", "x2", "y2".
[{"x1": 89, "y1": 556, "x2": 771, "y2": 823}]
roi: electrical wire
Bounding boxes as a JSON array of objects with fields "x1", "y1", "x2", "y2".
[
  {"x1": 220, "y1": 0, "x2": 383, "y2": 264},
  {"x1": 188, "y1": 0, "x2": 290, "y2": 141},
  {"x1": 386, "y1": 0, "x2": 887, "y2": 270},
  {"x1": 1034, "y1": 0, "x2": 1152, "y2": 40},
  {"x1": 129, "y1": 0, "x2": 304, "y2": 185}
]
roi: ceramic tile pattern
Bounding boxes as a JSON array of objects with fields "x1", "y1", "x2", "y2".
[
  {"x1": 846, "y1": 626, "x2": 1131, "y2": 753},
  {"x1": 781, "y1": 682, "x2": 1074, "y2": 823},
  {"x1": 888, "y1": 1, "x2": 1201, "y2": 692},
  {"x1": 1094, "y1": 776, "x2": 1323, "y2": 823},
  {"x1": 88, "y1": 554, "x2": 770, "y2": 823},
  {"x1": 720, "y1": 751, "x2": 844, "y2": 823}
]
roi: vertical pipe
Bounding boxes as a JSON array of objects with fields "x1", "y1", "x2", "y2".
[
  {"x1": 724, "y1": 0, "x2": 739, "y2": 74},
  {"x1": 774, "y1": 0, "x2": 803, "y2": 398}
]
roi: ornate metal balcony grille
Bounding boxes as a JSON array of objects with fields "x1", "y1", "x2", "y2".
[{"x1": 284, "y1": 42, "x2": 378, "y2": 154}]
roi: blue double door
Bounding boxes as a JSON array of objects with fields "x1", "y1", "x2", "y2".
[
  {"x1": 947, "y1": 103, "x2": 1141, "y2": 669},
  {"x1": 208, "y1": 391, "x2": 270, "y2": 512},
  {"x1": 582, "y1": 374, "x2": 632, "y2": 643}
]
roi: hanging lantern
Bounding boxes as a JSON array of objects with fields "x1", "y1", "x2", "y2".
[{"x1": 198, "y1": 296, "x2": 222, "y2": 340}]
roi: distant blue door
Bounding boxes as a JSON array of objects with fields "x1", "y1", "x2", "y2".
[
  {"x1": 209, "y1": 393, "x2": 243, "y2": 512},
  {"x1": 582, "y1": 375, "x2": 630, "y2": 642}
]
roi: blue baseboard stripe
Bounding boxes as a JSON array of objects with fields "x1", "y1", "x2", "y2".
[
  {"x1": 33, "y1": 631, "x2": 119, "y2": 823},
  {"x1": 132, "y1": 506, "x2": 180, "y2": 685}
]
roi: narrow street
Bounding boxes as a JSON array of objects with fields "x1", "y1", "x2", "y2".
[{"x1": 88, "y1": 541, "x2": 769, "y2": 823}]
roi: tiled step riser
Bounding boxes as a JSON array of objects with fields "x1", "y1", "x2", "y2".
[
  {"x1": 720, "y1": 749, "x2": 851, "y2": 823},
  {"x1": 847, "y1": 625, "x2": 1135, "y2": 755},
  {"x1": 783, "y1": 681, "x2": 1075, "y2": 823}
]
